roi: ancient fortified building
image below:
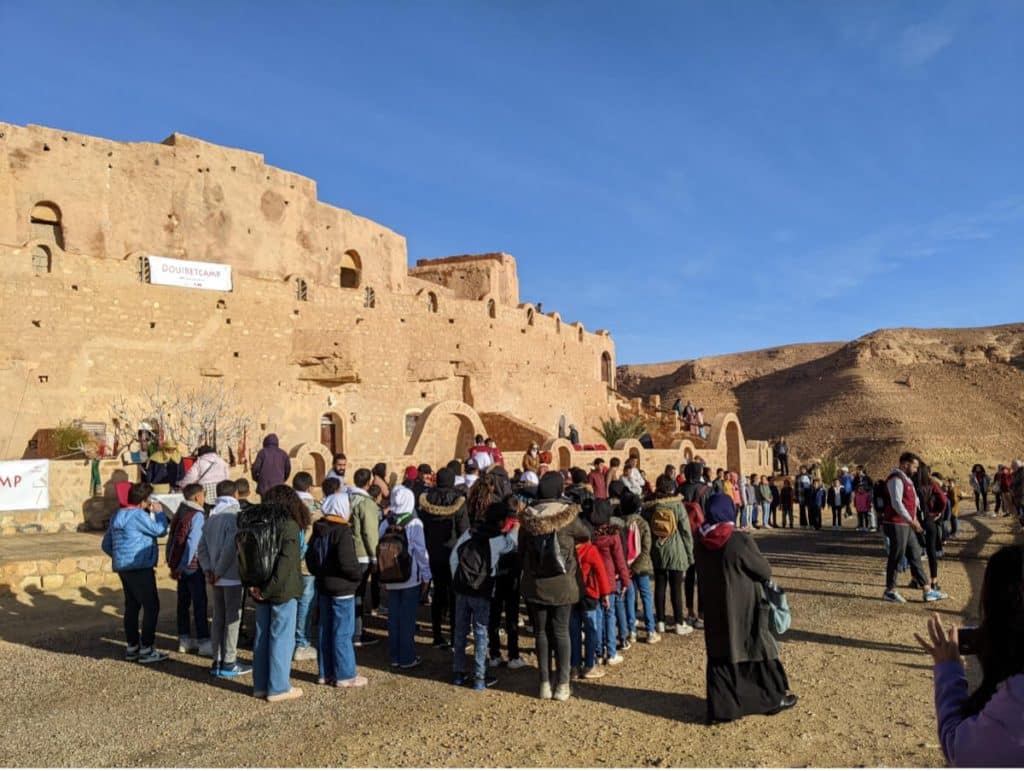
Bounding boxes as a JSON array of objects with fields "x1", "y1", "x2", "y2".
[{"x1": 0, "y1": 122, "x2": 769, "y2": 579}]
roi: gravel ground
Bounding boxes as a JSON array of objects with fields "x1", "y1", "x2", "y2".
[{"x1": 0, "y1": 508, "x2": 1016, "y2": 767}]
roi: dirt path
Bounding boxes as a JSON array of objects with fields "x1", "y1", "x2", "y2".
[{"x1": 1, "y1": 509, "x2": 1018, "y2": 767}]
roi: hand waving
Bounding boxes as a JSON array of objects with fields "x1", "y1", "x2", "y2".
[{"x1": 914, "y1": 612, "x2": 960, "y2": 664}]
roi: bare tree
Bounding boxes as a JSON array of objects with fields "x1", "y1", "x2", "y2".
[{"x1": 109, "y1": 379, "x2": 255, "y2": 458}]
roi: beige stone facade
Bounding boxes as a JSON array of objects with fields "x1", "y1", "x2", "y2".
[{"x1": 0, "y1": 122, "x2": 769, "y2": 534}]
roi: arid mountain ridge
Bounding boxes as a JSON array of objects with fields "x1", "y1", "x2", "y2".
[{"x1": 617, "y1": 323, "x2": 1024, "y2": 480}]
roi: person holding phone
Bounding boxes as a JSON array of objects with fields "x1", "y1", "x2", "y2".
[{"x1": 915, "y1": 544, "x2": 1024, "y2": 766}]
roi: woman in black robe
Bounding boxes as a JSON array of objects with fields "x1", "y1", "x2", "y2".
[{"x1": 694, "y1": 492, "x2": 798, "y2": 724}]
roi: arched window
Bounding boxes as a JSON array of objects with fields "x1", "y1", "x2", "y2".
[
  {"x1": 526, "y1": 308, "x2": 535, "y2": 326},
  {"x1": 363, "y1": 286, "x2": 376, "y2": 308},
  {"x1": 555, "y1": 317, "x2": 562, "y2": 334},
  {"x1": 31, "y1": 202, "x2": 64, "y2": 249},
  {"x1": 294, "y1": 277, "x2": 308, "y2": 301},
  {"x1": 601, "y1": 351, "x2": 613, "y2": 385},
  {"x1": 578, "y1": 325, "x2": 584, "y2": 342},
  {"x1": 340, "y1": 250, "x2": 362, "y2": 288},
  {"x1": 487, "y1": 298, "x2": 496, "y2": 319},
  {"x1": 426, "y1": 291, "x2": 438, "y2": 313},
  {"x1": 137, "y1": 255, "x2": 151, "y2": 283},
  {"x1": 31, "y1": 245, "x2": 52, "y2": 274}
]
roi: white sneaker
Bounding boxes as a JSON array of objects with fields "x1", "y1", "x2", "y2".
[
  {"x1": 656, "y1": 622, "x2": 666, "y2": 633},
  {"x1": 487, "y1": 656, "x2": 504, "y2": 668},
  {"x1": 196, "y1": 639, "x2": 213, "y2": 657},
  {"x1": 606, "y1": 654, "x2": 625, "y2": 666},
  {"x1": 675, "y1": 622, "x2": 695, "y2": 636},
  {"x1": 292, "y1": 645, "x2": 317, "y2": 661},
  {"x1": 177, "y1": 636, "x2": 192, "y2": 654},
  {"x1": 507, "y1": 657, "x2": 527, "y2": 670}
]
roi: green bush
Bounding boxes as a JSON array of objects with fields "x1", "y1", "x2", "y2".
[
  {"x1": 53, "y1": 422, "x2": 93, "y2": 459},
  {"x1": 593, "y1": 416, "x2": 648, "y2": 447},
  {"x1": 818, "y1": 454, "x2": 839, "y2": 486}
]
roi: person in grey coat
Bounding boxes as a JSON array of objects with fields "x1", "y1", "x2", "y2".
[{"x1": 198, "y1": 479, "x2": 251, "y2": 678}]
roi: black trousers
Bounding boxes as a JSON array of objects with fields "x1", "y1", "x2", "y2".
[
  {"x1": 430, "y1": 559, "x2": 454, "y2": 643},
  {"x1": 684, "y1": 564, "x2": 702, "y2": 616},
  {"x1": 808, "y1": 506, "x2": 822, "y2": 530},
  {"x1": 778, "y1": 456, "x2": 789, "y2": 475},
  {"x1": 974, "y1": 491, "x2": 987, "y2": 514},
  {"x1": 798, "y1": 499, "x2": 808, "y2": 527},
  {"x1": 529, "y1": 602, "x2": 571, "y2": 686},
  {"x1": 120, "y1": 568, "x2": 160, "y2": 649},
  {"x1": 488, "y1": 572, "x2": 521, "y2": 659},
  {"x1": 654, "y1": 569, "x2": 684, "y2": 625},
  {"x1": 921, "y1": 516, "x2": 940, "y2": 581},
  {"x1": 353, "y1": 564, "x2": 372, "y2": 639},
  {"x1": 781, "y1": 504, "x2": 794, "y2": 527},
  {"x1": 830, "y1": 504, "x2": 842, "y2": 527},
  {"x1": 884, "y1": 523, "x2": 929, "y2": 591}
]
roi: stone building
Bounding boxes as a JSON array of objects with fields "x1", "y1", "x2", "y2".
[{"x1": 0, "y1": 122, "x2": 769, "y2": 535}]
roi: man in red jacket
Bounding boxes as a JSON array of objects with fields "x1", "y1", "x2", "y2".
[
  {"x1": 882, "y1": 452, "x2": 945, "y2": 604},
  {"x1": 588, "y1": 459, "x2": 609, "y2": 500}
]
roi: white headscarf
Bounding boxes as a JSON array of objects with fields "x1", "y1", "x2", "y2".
[
  {"x1": 321, "y1": 492, "x2": 351, "y2": 520},
  {"x1": 391, "y1": 485, "x2": 415, "y2": 516}
]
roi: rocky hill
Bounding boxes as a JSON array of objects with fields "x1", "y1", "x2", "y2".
[{"x1": 617, "y1": 324, "x2": 1024, "y2": 480}]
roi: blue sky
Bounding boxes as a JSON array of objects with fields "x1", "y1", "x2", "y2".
[{"x1": 2, "y1": 1, "x2": 1022, "y2": 363}]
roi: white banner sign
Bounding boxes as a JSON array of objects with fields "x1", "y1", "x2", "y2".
[
  {"x1": 0, "y1": 460, "x2": 50, "y2": 511},
  {"x1": 147, "y1": 255, "x2": 232, "y2": 292}
]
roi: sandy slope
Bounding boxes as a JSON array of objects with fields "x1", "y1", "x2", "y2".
[{"x1": 618, "y1": 323, "x2": 1024, "y2": 477}]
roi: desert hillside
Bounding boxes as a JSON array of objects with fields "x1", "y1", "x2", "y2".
[{"x1": 617, "y1": 323, "x2": 1024, "y2": 479}]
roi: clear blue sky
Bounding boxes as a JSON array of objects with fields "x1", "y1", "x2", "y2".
[{"x1": 2, "y1": 1, "x2": 1022, "y2": 363}]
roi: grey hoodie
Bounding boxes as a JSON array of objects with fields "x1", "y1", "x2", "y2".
[{"x1": 197, "y1": 496, "x2": 241, "y2": 585}]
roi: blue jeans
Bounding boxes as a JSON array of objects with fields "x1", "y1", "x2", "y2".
[
  {"x1": 613, "y1": 580, "x2": 628, "y2": 642},
  {"x1": 630, "y1": 574, "x2": 656, "y2": 634},
  {"x1": 387, "y1": 585, "x2": 420, "y2": 666},
  {"x1": 176, "y1": 569, "x2": 209, "y2": 639},
  {"x1": 453, "y1": 593, "x2": 490, "y2": 681},
  {"x1": 295, "y1": 575, "x2": 316, "y2": 648},
  {"x1": 761, "y1": 502, "x2": 771, "y2": 526},
  {"x1": 253, "y1": 599, "x2": 297, "y2": 697},
  {"x1": 741, "y1": 504, "x2": 754, "y2": 528},
  {"x1": 317, "y1": 594, "x2": 356, "y2": 682},
  {"x1": 570, "y1": 604, "x2": 600, "y2": 669},
  {"x1": 599, "y1": 595, "x2": 617, "y2": 658}
]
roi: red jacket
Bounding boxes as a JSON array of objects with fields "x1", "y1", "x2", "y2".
[
  {"x1": 927, "y1": 480, "x2": 948, "y2": 519},
  {"x1": 883, "y1": 470, "x2": 918, "y2": 526},
  {"x1": 576, "y1": 542, "x2": 612, "y2": 600},
  {"x1": 594, "y1": 527, "x2": 631, "y2": 589}
]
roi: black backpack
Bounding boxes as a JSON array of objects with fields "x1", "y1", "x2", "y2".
[
  {"x1": 304, "y1": 521, "x2": 333, "y2": 577},
  {"x1": 873, "y1": 479, "x2": 890, "y2": 513},
  {"x1": 376, "y1": 514, "x2": 413, "y2": 583},
  {"x1": 531, "y1": 531, "x2": 567, "y2": 579},
  {"x1": 235, "y1": 503, "x2": 284, "y2": 588},
  {"x1": 452, "y1": 533, "x2": 493, "y2": 597}
]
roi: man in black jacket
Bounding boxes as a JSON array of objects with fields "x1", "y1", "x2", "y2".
[{"x1": 419, "y1": 468, "x2": 470, "y2": 648}]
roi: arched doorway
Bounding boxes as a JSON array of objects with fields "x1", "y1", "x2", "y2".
[
  {"x1": 726, "y1": 421, "x2": 742, "y2": 474},
  {"x1": 340, "y1": 250, "x2": 361, "y2": 288},
  {"x1": 557, "y1": 445, "x2": 571, "y2": 470},
  {"x1": 31, "y1": 201, "x2": 64, "y2": 249},
  {"x1": 601, "y1": 351, "x2": 613, "y2": 385},
  {"x1": 320, "y1": 413, "x2": 344, "y2": 455}
]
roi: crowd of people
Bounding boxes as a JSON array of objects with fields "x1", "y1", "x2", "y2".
[
  {"x1": 101, "y1": 432, "x2": 797, "y2": 722},
  {"x1": 100, "y1": 428, "x2": 1024, "y2": 758}
]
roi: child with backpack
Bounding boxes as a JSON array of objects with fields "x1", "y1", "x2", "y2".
[
  {"x1": 198, "y1": 479, "x2": 252, "y2": 677},
  {"x1": 306, "y1": 481, "x2": 367, "y2": 688},
  {"x1": 378, "y1": 486, "x2": 430, "y2": 669},
  {"x1": 101, "y1": 482, "x2": 170, "y2": 664},
  {"x1": 588, "y1": 499, "x2": 631, "y2": 665},
  {"x1": 244, "y1": 486, "x2": 310, "y2": 701},
  {"x1": 449, "y1": 498, "x2": 519, "y2": 690},
  {"x1": 646, "y1": 476, "x2": 695, "y2": 635},
  {"x1": 167, "y1": 482, "x2": 211, "y2": 656},
  {"x1": 570, "y1": 529, "x2": 611, "y2": 679},
  {"x1": 619, "y1": 492, "x2": 659, "y2": 644}
]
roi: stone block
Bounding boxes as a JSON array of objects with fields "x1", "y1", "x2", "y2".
[
  {"x1": 56, "y1": 558, "x2": 78, "y2": 575},
  {"x1": 84, "y1": 573, "x2": 106, "y2": 589},
  {"x1": 41, "y1": 574, "x2": 65, "y2": 590},
  {"x1": 77, "y1": 556, "x2": 103, "y2": 572},
  {"x1": 12, "y1": 512, "x2": 40, "y2": 525},
  {"x1": 36, "y1": 560, "x2": 58, "y2": 575},
  {"x1": 14, "y1": 561, "x2": 38, "y2": 577},
  {"x1": 64, "y1": 572, "x2": 86, "y2": 588}
]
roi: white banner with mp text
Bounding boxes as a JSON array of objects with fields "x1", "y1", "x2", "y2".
[
  {"x1": 0, "y1": 460, "x2": 50, "y2": 511},
  {"x1": 147, "y1": 255, "x2": 232, "y2": 292}
]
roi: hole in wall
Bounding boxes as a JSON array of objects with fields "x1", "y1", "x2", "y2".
[
  {"x1": 31, "y1": 320, "x2": 41, "y2": 328},
  {"x1": 149, "y1": 322, "x2": 156, "y2": 329}
]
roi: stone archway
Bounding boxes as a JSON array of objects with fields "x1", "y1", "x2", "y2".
[
  {"x1": 542, "y1": 437, "x2": 575, "y2": 471},
  {"x1": 707, "y1": 412, "x2": 745, "y2": 475},
  {"x1": 404, "y1": 400, "x2": 487, "y2": 465},
  {"x1": 289, "y1": 441, "x2": 332, "y2": 486}
]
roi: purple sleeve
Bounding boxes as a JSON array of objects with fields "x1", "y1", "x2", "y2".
[{"x1": 935, "y1": 661, "x2": 968, "y2": 764}]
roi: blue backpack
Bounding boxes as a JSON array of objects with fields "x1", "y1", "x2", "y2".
[{"x1": 762, "y1": 580, "x2": 791, "y2": 635}]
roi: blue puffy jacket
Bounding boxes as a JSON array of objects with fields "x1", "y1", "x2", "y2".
[{"x1": 102, "y1": 507, "x2": 169, "y2": 572}]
